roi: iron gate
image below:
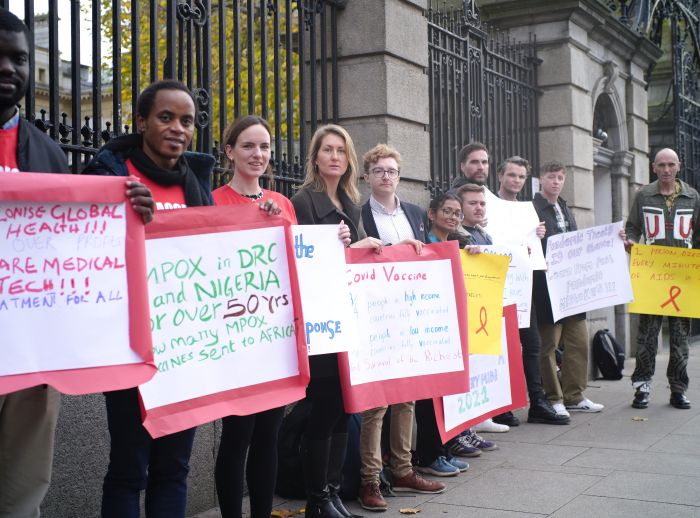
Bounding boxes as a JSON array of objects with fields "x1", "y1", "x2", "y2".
[
  {"x1": 427, "y1": 0, "x2": 540, "y2": 196},
  {"x1": 3, "y1": 0, "x2": 342, "y2": 199}
]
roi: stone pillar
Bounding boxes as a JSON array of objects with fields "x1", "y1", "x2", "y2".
[{"x1": 334, "y1": 0, "x2": 430, "y2": 205}]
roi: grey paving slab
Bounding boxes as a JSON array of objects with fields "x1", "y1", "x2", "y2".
[
  {"x1": 549, "y1": 494, "x2": 700, "y2": 518},
  {"x1": 564, "y1": 447, "x2": 700, "y2": 477},
  {"x1": 585, "y1": 470, "x2": 700, "y2": 506},
  {"x1": 673, "y1": 413, "x2": 700, "y2": 436},
  {"x1": 430, "y1": 467, "x2": 600, "y2": 514},
  {"x1": 498, "y1": 462, "x2": 614, "y2": 477},
  {"x1": 648, "y1": 432, "x2": 700, "y2": 455},
  {"x1": 415, "y1": 502, "x2": 545, "y2": 518},
  {"x1": 485, "y1": 440, "x2": 588, "y2": 467}
]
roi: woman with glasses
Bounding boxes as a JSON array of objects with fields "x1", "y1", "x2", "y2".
[{"x1": 291, "y1": 124, "x2": 382, "y2": 518}]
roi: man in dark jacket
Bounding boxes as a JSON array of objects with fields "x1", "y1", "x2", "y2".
[
  {"x1": 624, "y1": 148, "x2": 700, "y2": 410},
  {"x1": 357, "y1": 144, "x2": 444, "y2": 510},
  {"x1": 0, "y1": 10, "x2": 152, "y2": 516},
  {"x1": 532, "y1": 161, "x2": 604, "y2": 418}
]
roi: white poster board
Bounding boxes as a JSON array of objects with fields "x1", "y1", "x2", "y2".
[
  {"x1": 139, "y1": 226, "x2": 299, "y2": 410},
  {"x1": 442, "y1": 318, "x2": 512, "y2": 431},
  {"x1": 482, "y1": 244, "x2": 533, "y2": 328},
  {"x1": 292, "y1": 225, "x2": 358, "y2": 355},
  {"x1": 545, "y1": 221, "x2": 633, "y2": 322},
  {"x1": 483, "y1": 189, "x2": 546, "y2": 270},
  {"x1": 0, "y1": 200, "x2": 140, "y2": 375},
  {"x1": 347, "y1": 260, "x2": 464, "y2": 385}
]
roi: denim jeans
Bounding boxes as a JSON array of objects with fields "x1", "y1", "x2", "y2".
[{"x1": 101, "y1": 388, "x2": 196, "y2": 518}]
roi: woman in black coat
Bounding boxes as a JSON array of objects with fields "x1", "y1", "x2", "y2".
[{"x1": 291, "y1": 124, "x2": 381, "y2": 518}]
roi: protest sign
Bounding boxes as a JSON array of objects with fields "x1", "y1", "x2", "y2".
[
  {"x1": 292, "y1": 225, "x2": 358, "y2": 355},
  {"x1": 435, "y1": 304, "x2": 527, "y2": 443},
  {"x1": 629, "y1": 243, "x2": 700, "y2": 319},
  {"x1": 338, "y1": 241, "x2": 469, "y2": 413},
  {"x1": 0, "y1": 172, "x2": 154, "y2": 395},
  {"x1": 483, "y1": 189, "x2": 546, "y2": 270},
  {"x1": 481, "y1": 244, "x2": 532, "y2": 328},
  {"x1": 545, "y1": 221, "x2": 632, "y2": 322},
  {"x1": 140, "y1": 205, "x2": 308, "y2": 437},
  {"x1": 461, "y1": 249, "x2": 509, "y2": 355}
]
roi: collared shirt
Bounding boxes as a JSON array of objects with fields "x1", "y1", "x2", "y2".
[
  {"x1": 1, "y1": 108, "x2": 20, "y2": 130},
  {"x1": 369, "y1": 194, "x2": 416, "y2": 245}
]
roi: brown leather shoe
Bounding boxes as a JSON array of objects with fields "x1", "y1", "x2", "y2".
[
  {"x1": 358, "y1": 482, "x2": 387, "y2": 512},
  {"x1": 392, "y1": 470, "x2": 446, "y2": 494}
]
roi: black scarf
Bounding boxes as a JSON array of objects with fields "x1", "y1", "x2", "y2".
[{"x1": 103, "y1": 133, "x2": 210, "y2": 207}]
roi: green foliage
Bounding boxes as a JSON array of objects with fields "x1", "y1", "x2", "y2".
[{"x1": 99, "y1": 0, "x2": 301, "y2": 143}]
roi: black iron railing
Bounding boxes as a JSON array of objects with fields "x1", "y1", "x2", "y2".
[
  {"x1": 5, "y1": 0, "x2": 341, "y2": 199},
  {"x1": 426, "y1": 0, "x2": 540, "y2": 197}
]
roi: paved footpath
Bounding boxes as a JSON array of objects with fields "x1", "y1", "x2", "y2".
[{"x1": 195, "y1": 345, "x2": 700, "y2": 518}]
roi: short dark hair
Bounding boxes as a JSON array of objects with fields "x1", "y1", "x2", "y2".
[
  {"x1": 497, "y1": 156, "x2": 530, "y2": 176},
  {"x1": 222, "y1": 114, "x2": 274, "y2": 188},
  {"x1": 429, "y1": 192, "x2": 462, "y2": 213},
  {"x1": 458, "y1": 142, "x2": 488, "y2": 164},
  {"x1": 136, "y1": 80, "x2": 195, "y2": 119},
  {"x1": 540, "y1": 160, "x2": 566, "y2": 175},
  {"x1": 0, "y1": 8, "x2": 29, "y2": 37}
]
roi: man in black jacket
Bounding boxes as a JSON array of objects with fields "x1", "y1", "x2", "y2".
[{"x1": 0, "y1": 9, "x2": 152, "y2": 516}]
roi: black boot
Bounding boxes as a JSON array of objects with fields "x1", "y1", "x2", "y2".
[
  {"x1": 328, "y1": 433, "x2": 363, "y2": 518},
  {"x1": 303, "y1": 436, "x2": 345, "y2": 518},
  {"x1": 527, "y1": 397, "x2": 570, "y2": 425}
]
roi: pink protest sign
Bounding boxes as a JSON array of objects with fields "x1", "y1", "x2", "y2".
[
  {"x1": 434, "y1": 304, "x2": 527, "y2": 443},
  {"x1": 0, "y1": 172, "x2": 155, "y2": 395},
  {"x1": 338, "y1": 241, "x2": 469, "y2": 413},
  {"x1": 140, "y1": 205, "x2": 309, "y2": 438}
]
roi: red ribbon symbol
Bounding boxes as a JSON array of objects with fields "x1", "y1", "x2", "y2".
[
  {"x1": 476, "y1": 306, "x2": 488, "y2": 335},
  {"x1": 660, "y1": 285, "x2": 682, "y2": 312}
]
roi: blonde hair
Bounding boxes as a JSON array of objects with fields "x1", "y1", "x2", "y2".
[
  {"x1": 300, "y1": 124, "x2": 361, "y2": 204},
  {"x1": 362, "y1": 143, "x2": 401, "y2": 172}
]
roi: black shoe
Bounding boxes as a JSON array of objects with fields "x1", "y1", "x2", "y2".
[
  {"x1": 670, "y1": 392, "x2": 691, "y2": 409},
  {"x1": 632, "y1": 383, "x2": 650, "y2": 409},
  {"x1": 527, "y1": 398, "x2": 570, "y2": 425},
  {"x1": 328, "y1": 433, "x2": 363, "y2": 518},
  {"x1": 493, "y1": 411, "x2": 520, "y2": 427}
]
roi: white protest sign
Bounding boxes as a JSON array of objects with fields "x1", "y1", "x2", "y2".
[
  {"x1": 139, "y1": 226, "x2": 299, "y2": 410},
  {"x1": 546, "y1": 221, "x2": 633, "y2": 322},
  {"x1": 442, "y1": 318, "x2": 511, "y2": 431},
  {"x1": 346, "y1": 260, "x2": 464, "y2": 386},
  {"x1": 0, "y1": 201, "x2": 141, "y2": 375},
  {"x1": 483, "y1": 189, "x2": 546, "y2": 270},
  {"x1": 482, "y1": 245, "x2": 533, "y2": 328},
  {"x1": 292, "y1": 225, "x2": 358, "y2": 355}
]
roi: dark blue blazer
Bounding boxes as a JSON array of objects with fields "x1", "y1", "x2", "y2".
[{"x1": 361, "y1": 199, "x2": 430, "y2": 244}]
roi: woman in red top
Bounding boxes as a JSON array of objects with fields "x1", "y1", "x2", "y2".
[
  {"x1": 212, "y1": 115, "x2": 294, "y2": 518},
  {"x1": 212, "y1": 116, "x2": 295, "y2": 223}
]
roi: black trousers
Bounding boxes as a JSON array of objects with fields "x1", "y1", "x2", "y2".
[{"x1": 520, "y1": 302, "x2": 545, "y2": 401}]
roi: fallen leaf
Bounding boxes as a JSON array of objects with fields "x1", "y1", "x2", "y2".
[
  {"x1": 271, "y1": 509, "x2": 301, "y2": 518},
  {"x1": 399, "y1": 508, "x2": 421, "y2": 514},
  {"x1": 632, "y1": 416, "x2": 648, "y2": 422}
]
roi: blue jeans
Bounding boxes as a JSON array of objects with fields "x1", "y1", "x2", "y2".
[{"x1": 101, "y1": 388, "x2": 196, "y2": 518}]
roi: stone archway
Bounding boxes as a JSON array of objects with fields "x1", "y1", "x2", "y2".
[{"x1": 592, "y1": 89, "x2": 634, "y2": 355}]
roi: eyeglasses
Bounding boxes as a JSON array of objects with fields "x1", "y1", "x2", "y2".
[
  {"x1": 440, "y1": 208, "x2": 464, "y2": 220},
  {"x1": 370, "y1": 168, "x2": 400, "y2": 178}
]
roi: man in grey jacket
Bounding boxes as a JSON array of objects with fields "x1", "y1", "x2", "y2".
[{"x1": 625, "y1": 148, "x2": 700, "y2": 410}]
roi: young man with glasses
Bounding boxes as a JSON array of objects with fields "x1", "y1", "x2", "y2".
[{"x1": 357, "y1": 144, "x2": 448, "y2": 511}]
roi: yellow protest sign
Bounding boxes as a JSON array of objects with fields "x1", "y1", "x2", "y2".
[
  {"x1": 460, "y1": 250, "x2": 509, "y2": 355},
  {"x1": 628, "y1": 244, "x2": 700, "y2": 318}
]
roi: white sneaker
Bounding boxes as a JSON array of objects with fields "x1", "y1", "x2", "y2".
[
  {"x1": 473, "y1": 418, "x2": 509, "y2": 433},
  {"x1": 552, "y1": 403, "x2": 570, "y2": 417},
  {"x1": 566, "y1": 398, "x2": 604, "y2": 413}
]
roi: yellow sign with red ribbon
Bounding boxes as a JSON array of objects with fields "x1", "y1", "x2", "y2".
[
  {"x1": 628, "y1": 244, "x2": 700, "y2": 318},
  {"x1": 460, "y1": 250, "x2": 509, "y2": 355}
]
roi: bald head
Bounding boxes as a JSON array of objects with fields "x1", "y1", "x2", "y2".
[{"x1": 652, "y1": 148, "x2": 680, "y2": 187}]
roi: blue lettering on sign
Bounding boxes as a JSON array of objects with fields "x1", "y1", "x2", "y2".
[
  {"x1": 305, "y1": 320, "x2": 342, "y2": 344},
  {"x1": 294, "y1": 234, "x2": 315, "y2": 259}
]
